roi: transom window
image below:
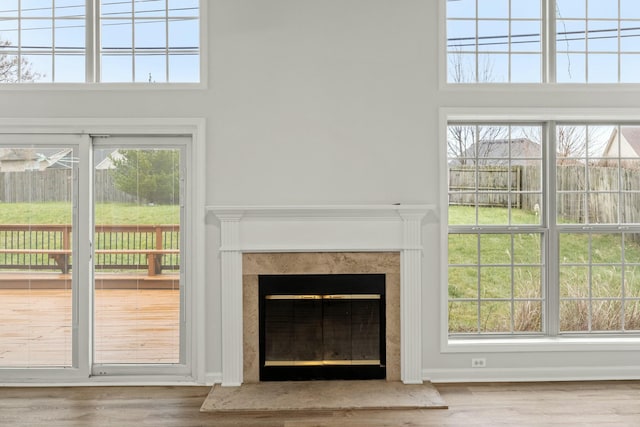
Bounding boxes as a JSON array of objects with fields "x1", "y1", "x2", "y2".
[
  {"x1": 0, "y1": 0, "x2": 199, "y2": 83},
  {"x1": 447, "y1": 120, "x2": 640, "y2": 336},
  {"x1": 446, "y1": 0, "x2": 640, "y2": 83},
  {"x1": 447, "y1": 0, "x2": 543, "y2": 83}
]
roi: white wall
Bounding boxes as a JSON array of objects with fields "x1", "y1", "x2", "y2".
[{"x1": 3, "y1": 0, "x2": 640, "y2": 383}]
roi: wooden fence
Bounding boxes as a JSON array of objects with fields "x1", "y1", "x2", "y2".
[
  {"x1": 449, "y1": 164, "x2": 640, "y2": 224},
  {"x1": 449, "y1": 166, "x2": 539, "y2": 211},
  {"x1": 0, "y1": 169, "x2": 135, "y2": 203}
]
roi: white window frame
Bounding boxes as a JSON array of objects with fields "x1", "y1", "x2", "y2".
[
  {"x1": 440, "y1": 0, "x2": 640, "y2": 89},
  {"x1": 446, "y1": 122, "x2": 547, "y2": 336},
  {"x1": 0, "y1": 117, "x2": 206, "y2": 384},
  {"x1": 440, "y1": 107, "x2": 640, "y2": 354},
  {"x1": 0, "y1": 0, "x2": 207, "y2": 90}
]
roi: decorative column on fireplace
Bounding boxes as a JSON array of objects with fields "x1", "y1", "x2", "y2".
[{"x1": 208, "y1": 204, "x2": 433, "y2": 386}]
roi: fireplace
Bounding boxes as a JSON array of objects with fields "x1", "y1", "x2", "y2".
[
  {"x1": 209, "y1": 204, "x2": 431, "y2": 386},
  {"x1": 259, "y1": 273, "x2": 386, "y2": 381}
]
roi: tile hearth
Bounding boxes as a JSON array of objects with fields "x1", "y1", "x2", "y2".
[{"x1": 200, "y1": 380, "x2": 447, "y2": 412}]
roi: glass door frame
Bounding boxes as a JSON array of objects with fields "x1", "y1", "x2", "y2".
[
  {"x1": 90, "y1": 136, "x2": 191, "y2": 377},
  {"x1": 0, "y1": 134, "x2": 92, "y2": 381},
  {"x1": 0, "y1": 119, "x2": 205, "y2": 384}
]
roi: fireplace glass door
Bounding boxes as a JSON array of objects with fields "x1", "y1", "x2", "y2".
[{"x1": 259, "y1": 274, "x2": 385, "y2": 381}]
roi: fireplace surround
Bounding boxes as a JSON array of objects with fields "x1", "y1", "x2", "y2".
[
  {"x1": 245, "y1": 252, "x2": 399, "y2": 383},
  {"x1": 209, "y1": 205, "x2": 432, "y2": 386}
]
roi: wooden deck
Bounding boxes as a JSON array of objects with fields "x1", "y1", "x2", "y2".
[
  {"x1": 0, "y1": 288, "x2": 180, "y2": 366},
  {"x1": 0, "y1": 272, "x2": 179, "y2": 289}
]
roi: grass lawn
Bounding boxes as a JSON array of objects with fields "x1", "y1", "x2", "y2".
[
  {"x1": 448, "y1": 205, "x2": 640, "y2": 334},
  {"x1": 0, "y1": 202, "x2": 179, "y2": 225}
]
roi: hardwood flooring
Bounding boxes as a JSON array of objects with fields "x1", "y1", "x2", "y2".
[
  {"x1": 0, "y1": 288, "x2": 179, "y2": 366},
  {"x1": 1, "y1": 381, "x2": 640, "y2": 426}
]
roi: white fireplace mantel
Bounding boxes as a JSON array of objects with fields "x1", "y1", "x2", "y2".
[{"x1": 207, "y1": 204, "x2": 435, "y2": 386}]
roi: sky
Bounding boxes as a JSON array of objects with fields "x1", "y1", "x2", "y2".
[
  {"x1": 447, "y1": 0, "x2": 640, "y2": 83},
  {"x1": 0, "y1": 0, "x2": 199, "y2": 83}
]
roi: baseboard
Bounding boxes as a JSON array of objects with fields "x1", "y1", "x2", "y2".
[{"x1": 424, "y1": 366, "x2": 640, "y2": 383}]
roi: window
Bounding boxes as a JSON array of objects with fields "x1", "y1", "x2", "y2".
[
  {"x1": 447, "y1": 119, "x2": 640, "y2": 337},
  {"x1": 0, "y1": 0, "x2": 199, "y2": 83},
  {"x1": 446, "y1": 0, "x2": 640, "y2": 83},
  {"x1": 447, "y1": 123, "x2": 545, "y2": 334},
  {"x1": 557, "y1": 124, "x2": 640, "y2": 332},
  {"x1": 447, "y1": 0, "x2": 543, "y2": 83}
]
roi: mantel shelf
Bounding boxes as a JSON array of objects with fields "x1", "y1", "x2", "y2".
[{"x1": 206, "y1": 204, "x2": 436, "y2": 219}]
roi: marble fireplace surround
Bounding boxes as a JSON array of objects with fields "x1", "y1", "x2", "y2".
[
  {"x1": 208, "y1": 205, "x2": 433, "y2": 387},
  {"x1": 243, "y1": 252, "x2": 399, "y2": 383}
]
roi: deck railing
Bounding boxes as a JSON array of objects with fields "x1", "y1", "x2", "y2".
[{"x1": 0, "y1": 224, "x2": 180, "y2": 275}]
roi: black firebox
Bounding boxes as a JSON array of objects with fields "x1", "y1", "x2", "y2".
[{"x1": 259, "y1": 274, "x2": 386, "y2": 381}]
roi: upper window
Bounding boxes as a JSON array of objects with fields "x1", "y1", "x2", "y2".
[
  {"x1": 447, "y1": 0, "x2": 543, "y2": 83},
  {"x1": 446, "y1": 0, "x2": 640, "y2": 83},
  {"x1": 0, "y1": 0, "x2": 199, "y2": 83}
]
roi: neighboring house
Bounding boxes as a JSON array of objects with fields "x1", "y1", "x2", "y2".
[
  {"x1": 449, "y1": 138, "x2": 541, "y2": 166},
  {"x1": 0, "y1": 148, "x2": 74, "y2": 172},
  {"x1": 601, "y1": 127, "x2": 640, "y2": 165},
  {"x1": 94, "y1": 149, "x2": 123, "y2": 170}
]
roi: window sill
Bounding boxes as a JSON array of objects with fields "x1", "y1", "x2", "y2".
[
  {"x1": 0, "y1": 82, "x2": 207, "y2": 91},
  {"x1": 444, "y1": 336, "x2": 640, "y2": 353},
  {"x1": 440, "y1": 82, "x2": 640, "y2": 92}
]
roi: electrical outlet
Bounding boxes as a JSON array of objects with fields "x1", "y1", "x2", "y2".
[{"x1": 471, "y1": 358, "x2": 486, "y2": 368}]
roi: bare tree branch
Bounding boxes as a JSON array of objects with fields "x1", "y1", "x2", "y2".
[{"x1": 0, "y1": 39, "x2": 43, "y2": 83}]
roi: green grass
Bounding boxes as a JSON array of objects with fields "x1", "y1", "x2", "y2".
[
  {"x1": 0, "y1": 202, "x2": 179, "y2": 225},
  {"x1": 448, "y1": 205, "x2": 640, "y2": 334},
  {"x1": 449, "y1": 205, "x2": 540, "y2": 226}
]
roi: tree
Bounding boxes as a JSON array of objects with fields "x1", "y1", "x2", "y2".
[
  {"x1": 0, "y1": 39, "x2": 42, "y2": 83},
  {"x1": 109, "y1": 150, "x2": 180, "y2": 205},
  {"x1": 447, "y1": 48, "x2": 497, "y2": 84},
  {"x1": 447, "y1": 50, "x2": 508, "y2": 164}
]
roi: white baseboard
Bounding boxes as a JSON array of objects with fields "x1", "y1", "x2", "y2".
[
  {"x1": 424, "y1": 366, "x2": 640, "y2": 383},
  {"x1": 202, "y1": 368, "x2": 640, "y2": 385}
]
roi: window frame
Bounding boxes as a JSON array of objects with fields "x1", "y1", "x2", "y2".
[
  {"x1": 446, "y1": 121, "x2": 547, "y2": 336},
  {"x1": 440, "y1": 107, "x2": 640, "y2": 353},
  {"x1": 0, "y1": 0, "x2": 206, "y2": 89},
  {"x1": 441, "y1": 0, "x2": 640, "y2": 88}
]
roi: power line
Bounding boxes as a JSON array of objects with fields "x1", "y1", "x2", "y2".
[
  {"x1": 0, "y1": 1, "x2": 197, "y2": 18},
  {"x1": 448, "y1": 26, "x2": 640, "y2": 48},
  {"x1": 0, "y1": 16, "x2": 197, "y2": 35},
  {"x1": 0, "y1": 0, "x2": 171, "y2": 15}
]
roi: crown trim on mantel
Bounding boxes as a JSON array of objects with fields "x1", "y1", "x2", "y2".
[
  {"x1": 206, "y1": 204, "x2": 435, "y2": 216},
  {"x1": 208, "y1": 204, "x2": 434, "y2": 386}
]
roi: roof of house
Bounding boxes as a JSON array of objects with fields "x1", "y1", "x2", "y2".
[
  {"x1": 0, "y1": 148, "x2": 74, "y2": 169},
  {"x1": 0, "y1": 148, "x2": 38, "y2": 162},
  {"x1": 449, "y1": 138, "x2": 541, "y2": 165},
  {"x1": 621, "y1": 127, "x2": 640, "y2": 156}
]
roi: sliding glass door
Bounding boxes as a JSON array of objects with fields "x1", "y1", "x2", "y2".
[
  {"x1": 0, "y1": 135, "x2": 85, "y2": 374},
  {"x1": 92, "y1": 137, "x2": 187, "y2": 375},
  {"x1": 0, "y1": 134, "x2": 190, "y2": 379}
]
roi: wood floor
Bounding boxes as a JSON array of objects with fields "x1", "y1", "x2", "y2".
[
  {"x1": 1, "y1": 381, "x2": 640, "y2": 426},
  {"x1": 0, "y1": 288, "x2": 179, "y2": 366}
]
